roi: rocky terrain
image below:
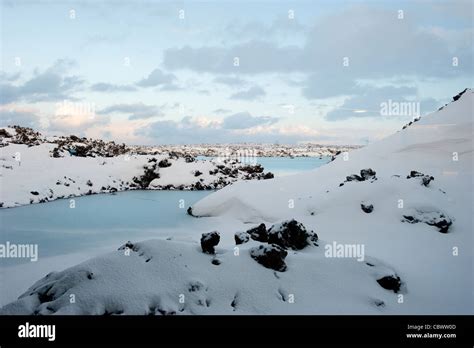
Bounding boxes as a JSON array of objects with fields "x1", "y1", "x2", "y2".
[
  {"x1": 131, "y1": 143, "x2": 360, "y2": 159},
  {"x1": 0, "y1": 127, "x2": 274, "y2": 208}
]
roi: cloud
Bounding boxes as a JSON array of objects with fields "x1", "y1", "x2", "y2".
[
  {"x1": 48, "y1": 99, "x2": 110, "y2": 134},
  {"x1": 136, "y1": 115, "x2": 336, "y2": 145},
  {"x1": 230, "y1": 86, "x2": 266, "y2": 100},
  {"x1": 214, "y1": 108, "x2": 231, "y2": 114},
  {"x1": 0, "y1": 59, "x2": 84, "y2": 104},
  {"x1": 0, "y1": 108, "x2": 40, "y2": 128},
  {"x1": 325, "y1": 86, "x2": 440, "y2": 121},
  {"x1": 136, "y1": 68, "x2": 176, "y2": 87},
  {"x1": 160, "y1": 83, "x2": 182, "y2": 91},
  {"x1": 222, "y1": 112, "x2": 279, "y2": 129},
  {"x1": 90, "y1": 83, "x2": 137, "y2": 92},
  {"x1": 162, "y1": 5, "x2": 472, "y2": 100},
  {"x1": 0, "y1": 71, "x2": 21, "y2": 82},
  {"x1": 302, "y1": 72, "x2": 359, "y2": 99},
  {"x1": 213, "y1": 76, "x2": 247, "y2": 87},
  {"x1": 99, "y1": 103, "x2": 163, "y2": 120},
  {"x1": 163, "y1": 41, "x2": 301, "y2": 74},
  {"x1": 224, "y1": 15, "x2": 306, "y2": 40}
]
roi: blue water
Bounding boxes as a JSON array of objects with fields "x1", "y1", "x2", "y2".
[
  {"x1": 0, "y1": 190, "x2": 210, "y2": 265},
  {"x1": 0, "y1": 157, "x2": 329, "y2": 266},
  {"x1": 196, "y1": 156, "x2": 331, "y2": 176}
]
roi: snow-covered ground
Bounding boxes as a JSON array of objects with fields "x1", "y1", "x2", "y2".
[
  {"x1": 0, "y1": 89, "x2": 472, "y2": 315},
  {"x1": 0, "y1": 129, "x2": 274, "y2": 208}
]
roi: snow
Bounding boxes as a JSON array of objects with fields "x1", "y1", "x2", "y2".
[
  {"x1": 1, "y1": 89, "x2": 472, "y2": 314},
  {"x1": 190, "y1": 89, "x2": 473, "y2": 313},
  {"x1": 0, "y1": 144, "x2": 272, "y2": 208},
  {"x1": 1, "y1": 238, "x2": 408, "y2": 315}
]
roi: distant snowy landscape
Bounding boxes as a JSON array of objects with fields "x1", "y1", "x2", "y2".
[{"x1": 1, "y1": 89, "x2": 471, "y2": 315}]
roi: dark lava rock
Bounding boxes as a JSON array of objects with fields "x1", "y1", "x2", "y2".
[
  {"x1": 374, "y1": 300, "x2": 385, "y2": 307},
  {"x1": 361, "y1": 203, "x2": 374, "y2": 213},
  {"x1": 263, "y1": 172, "x2": 274, "y2": 179},
  {"x1": 30, "y1": 191, "x2": 39, "y2": 196},
  {"x1": 250, "y1": 244, "x2": 288, "y2": 272},
  {"x1": 377, "y1": 275, "x2": 401, "y2": 293},
  {"x1": 407, "y1": 171, "x2": 434, "y2": 187},
  {"x1": 118, "y1": 241, "x2": 139, "y2": 252},
  {"x1": 86, "y1": 180, "x2": 93, "y2": 187},
  {"x1": 403, "y1": 211, "x2": 452, "y2": 233},
  {"x1": 211, "y1": 259, "x2": 221, "y2": 265},
  {"x1": 158, "y1": 159, "x2": 172, "y2": 168},
  {"x1": 9, "y1": 126, "x2": 42, "y2": 147},
  {"x1": 426, "y1": 218, "x2": 452, "y2": 234},
  {"x1": 453, "y1": 88, "x2": 468, "y2": 102},
  {"x1": 345, "y1": 168, "x2": 377, "y2": 183},
  {"x1": 234, "y1": 231, "x2": 250, "y2": 245},
  {"x1": 132, "y1": 164, "x2": 159, "y2": 189},
  {"x1": 184, "y1": 156, "x2": 195, "y2": 163},
  {"x1": 194, "y1": 170, "x2": 203, "y2": 177},
  {"x1": 421, "y1": 175, "x2": 434, "y2": 187},
  {"x1": 267, "y1": 219, "x2": 317, "y2": 250},
  {"x1": 407, "y1": 170, "x2": 424, "y2": 178},
  {"x1": 346, "y1": 174, "x2": 363, "y2": 182},
  {"x1": 0, "y1": 129, "x2": 12, "y2": 138},
  {"x1": 200, "y1": 231, "x2": 220, "y2": 254},
  {"x1": 360, "y1": 168, "x2": 376, "y2": 180},
  {"x1": 187, "y1": 207, "x2": 194, "y2": 216},
  {"x1": 239, "y1": 164, "x2": 264, "y2": 174},
  {"x1": 330, "y1": 150, "x2": 342, "y2": 162},
  {"x1": 51, "y1": 147, "x2": 62, "y2": 158},
  {"x1": 246, "y1": 223, "x2": 268, "y2": 242}
]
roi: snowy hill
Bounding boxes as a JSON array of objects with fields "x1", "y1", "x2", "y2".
[
  {"x1": 190, "y1": 88, "x2": 474, "y2": 313},
  {"x1": 1, "y1": 89, "x2": 472, "y2": 315}
]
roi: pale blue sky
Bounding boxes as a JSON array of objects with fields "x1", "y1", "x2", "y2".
[{"x1": 1, "y1": 0, "x2": 472, "y2": 144}]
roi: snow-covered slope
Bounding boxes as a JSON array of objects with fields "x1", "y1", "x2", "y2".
[
  {"x1": 190, "y1": 89, "x2": 474, "y2": 313},
  {"x1": 1, "y1": 90, "x2": 472, "y2": 315}
]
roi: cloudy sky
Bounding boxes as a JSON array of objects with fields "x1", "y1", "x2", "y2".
[{"x1": 0, "y1": 0, "x2": 472, "y2": 145}]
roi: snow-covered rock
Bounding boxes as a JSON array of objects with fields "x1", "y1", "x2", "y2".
[
  {"x1": 234, "y1": 231, "x2": 250, "y2": 245},
  {"x1": 267, "y1": 219, "x2": 318, "y2": 250},
  {"x1": 200, "y1": 231, "x2": 220, "y2": 254},
  {"x1": 250, "y1": 244, "x2": 288, "y2": 272},
  {"x1": 246, "y1": 223, "x2": 268, "y2": 242}
]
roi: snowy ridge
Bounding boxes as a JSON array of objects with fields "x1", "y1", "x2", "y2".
[{"x1": 0, "y1": 90, "x2": 472, "y2": 314}]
